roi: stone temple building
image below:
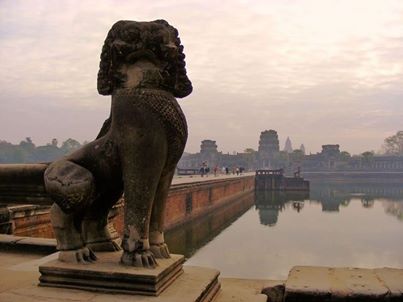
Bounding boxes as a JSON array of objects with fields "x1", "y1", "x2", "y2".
[
  {"x1": 199, "y1": 140, "x2": 219, "y2": 166},
  {"x1": 178, "y1": 130, "x2": 281, "y2": 171},
  {"x1": 257, "y1": 130, "x2": 280, "y2": 168},
  {"x1": 177, "y1": 130, "x2": 403, "y2": 173},
  {"x1": 302, "y1": 144, "x2": 403, "y2": 171},
  {"x1": 178, "y1": 140, "x2": 257, "y2": 171}
]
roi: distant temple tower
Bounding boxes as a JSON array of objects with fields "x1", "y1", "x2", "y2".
[
  {"x1": 258, "y1": 130, "x2": 279, "y2": 168},
  {"x1": 300, "y1": 144, "x2": 306, "y2": 155},
  {"x1": 200, "y1": 140, "x2": 219, "y2": 167},
  {"x1": 200, "y1": 140, "x2": 218, "y2": 154},
  {"x1": 320, "y1": 144, "x2": 341, "y2": 169},
  {"x1": 321, "y1": 144, "x2": 340, "y2": 157},
  {"x1": 283, "y1": 137, "x2": 293, "y2": 153}
]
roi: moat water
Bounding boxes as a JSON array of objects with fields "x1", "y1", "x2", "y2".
[{"x1": 166, "y1": 180, "x2": 403, "y2": 280}]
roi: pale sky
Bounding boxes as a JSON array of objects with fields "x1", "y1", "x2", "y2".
[{"x1": 1, "y1": 0, "x2": 403, "y2": 154}]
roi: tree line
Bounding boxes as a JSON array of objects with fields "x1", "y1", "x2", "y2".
[
  {"x1": 383, "y1": 131, "x2": 403, "y2": 155},
  {"x1": 0, "y1": 131, "x2": 401, "y2": 164},
  {"x1": 0, "y1": 137, "x2": 85, "y2": 164}
]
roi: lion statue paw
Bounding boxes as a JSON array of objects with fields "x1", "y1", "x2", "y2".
[
  {"x1": 58, "y1": 247, "x2": 97, "y2": 264},
  {"x1": 150, "y1": 243, "x2": 170, "y2": 259},
  {"x1": 121, "y1": 250, "x2": 157, "y2": 268}
]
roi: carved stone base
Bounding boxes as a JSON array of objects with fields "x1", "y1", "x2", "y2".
[{"x1": 39, "y1": 252, "x2": 184, "y2": 296}]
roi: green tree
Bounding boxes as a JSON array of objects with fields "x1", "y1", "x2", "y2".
[
  {"x1": 340, "y1": 151, "x2": 351, "y2": 161},
  {"x1": 19, "y1": 137, "x2": 35, "y2": 150},
  {"x1": 362, "y1": 151, "x2": 374, "y2": 158},
  {"x1": 0, "y1": 140, "x2": 24, "y2": 163},
  {"x1": 35, "y1": 138, "x2": 63, "y2": 162},
  {"x1": 61, "y1": 138, "x2": 81, "y2": 154},
  {"x1": 18, "y1": 137, "x2": 36, "y2": 162},
  {"x1": 0, "y1": 137, "x2": 84, "y2": 163},
  {"x1": 361, "y1": 151, "x2": 374, "y2": 168},
  {"x1": 383, "y1": 131, "x2": 403, "y2": 155}
]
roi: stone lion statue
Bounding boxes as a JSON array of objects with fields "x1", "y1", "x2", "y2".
[{"x1": 43, "y1": 19, "x2": 192, "y2": 267}]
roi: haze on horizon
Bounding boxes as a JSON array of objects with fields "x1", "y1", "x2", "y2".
[{"x1": 1, "y1": 0, "x2": 402, "y2": 155}]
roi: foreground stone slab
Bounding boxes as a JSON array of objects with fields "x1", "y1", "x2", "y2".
[
  {"x1": 285, "y1": 266, "x2": 332, "y2": 301},
  {"x1": 1, "y1": 265, "x2": 220, "y2": 302},
  {"x1": 285, "y1": 266, "x2": 403, "y2": 301},
  {"x1": 39, "y1": 252, "x2": 185, "y2": 296},
  {"x1": 374, "y1": 268, "x2": 403, "y2": 300}
]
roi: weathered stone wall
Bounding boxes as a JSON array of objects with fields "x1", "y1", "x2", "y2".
[
  {"x1": 0, "y1": 175, "x2": 255, "y2": 238},
  {"x1": 113, "y1": 176, "x2": 255, "y2": 235},
  {"x1": 165, "y1": 176, "x2": 254, "y2": 230},
  {"x1": 0, "y1": 205, "x2": 54, "y2": 238}
]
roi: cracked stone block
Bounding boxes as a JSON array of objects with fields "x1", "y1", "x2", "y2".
[
  {"x1": 285, "y1": 266, "x2": 393, "y2": 301},
  {"x1": 375, "y1": 268, "x2": 403, "y2": 300}
]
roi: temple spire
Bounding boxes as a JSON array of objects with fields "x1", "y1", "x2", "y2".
[{"x1": 283, "y1": 137, "x2": 293, "y2": 153}]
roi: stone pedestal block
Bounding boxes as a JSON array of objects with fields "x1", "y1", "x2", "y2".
[{"x1": 39, "y1": 252, "x2": 185, "y2": 296}]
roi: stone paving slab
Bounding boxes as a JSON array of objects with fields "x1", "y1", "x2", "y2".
[
  {"x1": 216, "y1": 278, "x2": 283, "y2": 302},
  {"x1": 331, "y1": 267, "x2": 388, "y2": 298},
  {"x1": 285, "y1": 266, "x2": 332, "y2": 301},
  {"x1": 374, "y1": 268, "x2": 403, "y2": 299},
  {"x1": 0, "y1": 248, "x2": 221, "y2": 302},
  {"x1": 0, "y1": 248, "x2": 292, "y2": 302},
  {"x1": 285, "y1": 266, "x2": 403, "y2": 301}
]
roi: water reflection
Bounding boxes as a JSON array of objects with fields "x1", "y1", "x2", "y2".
[
  {"x1": 168, "y1": 183, "x2": 403, "y2": 259},
  {"x1": 254, "y1": 191, "x2": 308, "y2": 226},
  {"x1": 383, "y1": 200, "x2": 403, "y2": 222},
  {"x1": 309, "y1": 182, "x2": 403, "y2": 221},
  {"x1": 361, "y1": 197, "x2": 374, "y2": 208},
  {"x1": 165, "y1": 191, "x2": 254, "y2": 258},
  {"x1": 253, "y1": 182, "x2": 403, "y2": 225},
  {"x1": 183, "y1": 181, "x2": 403, "y2": 279}
]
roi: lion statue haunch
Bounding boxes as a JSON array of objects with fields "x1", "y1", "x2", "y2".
[{"x1": 44, "y1": 20, "x2": 192, "y2": 267}]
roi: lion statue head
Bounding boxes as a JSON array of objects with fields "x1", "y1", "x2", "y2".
[{"x1": 97, "y1": 19, "x2": 192, "y2": 98}]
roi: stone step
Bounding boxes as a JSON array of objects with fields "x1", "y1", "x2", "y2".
[{"x1": 284, "y1": 266, "x2": 403, "y2": 301}]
